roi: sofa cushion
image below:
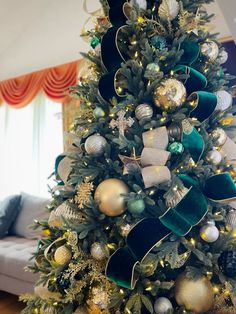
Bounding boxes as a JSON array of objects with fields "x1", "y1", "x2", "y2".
[
  {"x1": 0, "y1": 195, "x2": 21, "y2": 238},
  {"x1": 0, "y1": 236, "x2": 38, "y2": 283},
  {"x1": 10, "y1": 192, "x2": 50, "y2": 239}
]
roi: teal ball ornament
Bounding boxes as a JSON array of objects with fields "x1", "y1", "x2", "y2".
[
  {"x1": 150, "y1": 36, "x2": 167, "y2": 50},
  {"x1": 128, "y1": 199, "x2": 145, "y2": 215},
  {"x1": 168, "y1": 142, "x2": 184, "y2": 155},
  {"x1": 90, "y1": 36, "x2": 100, "y2": 49},
  {"x1": 93, "y1": 107, "x2": 105, "y2": 119}
]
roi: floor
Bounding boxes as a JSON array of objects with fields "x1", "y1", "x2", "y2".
[{"x1": 0, "y1": 291, "x2": 24, "y2": 314}]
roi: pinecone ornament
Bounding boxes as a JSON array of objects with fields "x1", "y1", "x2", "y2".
[{"x1": 218, "y1": 251, "x2": 236, "y2": 278}]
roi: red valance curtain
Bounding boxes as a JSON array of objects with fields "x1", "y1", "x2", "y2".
[{"x1": 0, "y1": 61, "x2": 79, "y2": 108}]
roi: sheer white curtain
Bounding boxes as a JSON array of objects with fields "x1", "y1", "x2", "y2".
[{"x1": 0, "y1": 93, "x2": 63, "y2": 199}]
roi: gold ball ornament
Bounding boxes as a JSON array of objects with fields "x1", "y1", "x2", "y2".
[
  {"x1": 206, "y1": 150, "x2": 222, "y2": 166},
  {"x1": 211, "y1": 128, "x2": 227, "y2": 147},
  {"x1": 175, "y1": 273, "x2": 214, "y2": 313},
  {"x1": 54, "y1": 245, "x2": 72, "y2": 265},
  {"x1": 153, "y1": 79, "x2": 187, "y2": 111},
  {"x1": 201, "y1": 41, "x2": 219, "y2": 61},
  {"x1": 94, "y1": 178, "x2": 129, "y2": 216}
]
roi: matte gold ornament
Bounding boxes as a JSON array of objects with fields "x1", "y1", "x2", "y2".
[
  {"x1": 94, "y1": 178, "x2": 129, "y2": 216},
  {"x1": 215, "y1": 90, "x2": 233, "y2": 111},
  {"x1": 211, "y1": 128, "x2": 227, "y2": 147},
  {"x1": 175, "y1": 273, "x2": 214, "y2": 313},
  {"x1": 153, "y1": 79, "x2": 187, "y2": 111},
  {"x1": 135, "y1": 104, "x2": 153, "y2": 120},
  {"x1": 158, "y1": 0, "x2": 180, "y2": 21},
  {"x1": 85, "y1": 134, "x2": 107, "y2": 156},
  {"x1": 201, "y1": 41, "x2": 219, "y2": 61},
  {"x1": 90, "y1": 242, "x2": 109, "y2": 261},
  {"x1": 206, "y1": 150, "x2": 222, "y2": 165},
  {"x1": 54, "y1": 246, "x2": 72, "y2": 265}
]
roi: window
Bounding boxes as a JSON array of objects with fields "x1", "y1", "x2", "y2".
[{"x1": 0, "y1": 93, "x2": 63, "y2": 199}]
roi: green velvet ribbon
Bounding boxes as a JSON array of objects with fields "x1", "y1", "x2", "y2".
[
  {"x1": 175, "y1": 65, "x2": 207, "y2": 95},
  {"x1": 182, "y1": 120, "x2": 205, "y2": 162},
  {"x1": 189, "y1": 91, "x2": 217, "y2": 123},
  {"x1": 179, "y1": 41, "x2": 200, "y2": 65},
  {"x1": 204, "y1": 172, "x2": 236, "y2": 203}
]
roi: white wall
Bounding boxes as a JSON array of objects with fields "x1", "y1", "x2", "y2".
[{"x1": 0, "y1": 0, "x2": 233, "y2": 81}]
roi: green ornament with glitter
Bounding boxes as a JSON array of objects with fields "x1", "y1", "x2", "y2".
[{"x1": 168, "y1": 142, "x2": 184, "y2": 154}]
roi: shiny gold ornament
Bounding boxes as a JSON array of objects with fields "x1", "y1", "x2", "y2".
[
  {"x1": 206, "y1": 150, "x2": 222, "y2": 165},
  {"x1": 175, "y1": 273, "x2": 214, "y2": 313},
  {"x1": 211, "y1": 128, "x2": 227, "y2": 147},
  {"x1": 201, "y1": 41, "x2": 219, "y2": 61},
  {"x1": 158, "y1": 0, "x2": 180, "y2": 21},
  {"x1": 94, "y1": 179, "x2": 129, "y2": 216},
  {"x1": 42, "y1": 229, "x2": 51, "y2": 237},
  {"x1": 153, "y1": 79, "x2": 187, "y2": 111},
  {"x1": 220, "y1": 115, "x2": 234, "y2": 126},
  {"x1": 54, "y1": 245, "x2": 72, "y2": 265}
]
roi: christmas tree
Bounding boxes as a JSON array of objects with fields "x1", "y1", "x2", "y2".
[{"x1": 22, "y1": 0, "x2": 236, "y2": 313}]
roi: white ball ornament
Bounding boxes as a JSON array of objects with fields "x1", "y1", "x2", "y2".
[
  {"x1": 130, "y1": 0, "x2": 147, "y2": 10},
  {"x1": 218, "y1": 50, "x2": 228, "y2": 64},
  {"x1": 85, "y1": 134, "x2": 107, "y2": 156},
  {"x1": 154, "y1": 297, "x2": 173, "y2": 314},
  {"x1": 206, "y1": 150, "x2": 222, "y2": 166},
  {"x1": 135, "y1": 104, "x2": 153, "y2": 120},
  {"x1": 215, "y1": 90, "x2": 233, "y2": 111},
  {"x1": 200, "y1": 222, "x2": 219, "y2": 243}
]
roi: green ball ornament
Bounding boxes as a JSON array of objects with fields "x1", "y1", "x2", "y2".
[
  {"x1": 93, "y1": 107, "x2": 105, "y2": 119},
  {"x1": 168, "y1": 142, "x2": 184, "y2": 154},
  {"x1": 90, "y1": 36, "x2": 100, "y2": 49},
  {"x1": 128, "y1": 199, "x2": 145, "y2": 214}
]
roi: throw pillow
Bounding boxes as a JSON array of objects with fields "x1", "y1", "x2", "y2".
[
  {"x1": 10, "y1": 192, "x2": 50, "y2": 239},
  {"x1": 0, "y1": 195, "x2": 21, "y2": 238}
]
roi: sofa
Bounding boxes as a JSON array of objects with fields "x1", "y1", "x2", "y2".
[{"x1": 0, "y1": 192, "x2": 49, "y2": 295}]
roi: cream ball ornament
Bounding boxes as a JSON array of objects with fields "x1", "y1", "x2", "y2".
[
  {"x1": 200, "y1": 221, "x2": 220, "y2": 243},
  {"x1": 218, "y1": 50, "x2": 228, "y2": 64},
  {"x1": 201, "y1": 41, "x2": 219, "y2": 61},
  {"x1": 85, "y1": 134, "x2": 107, "y2": 156},
  {"x1": 135, "y1": 104, "x2": 153, "y2": 120},
  {"x1": 94, "y1": 178, "x2": 129, "y2": 216},
  {"x1": 54, "y1": 245, "x2": 72, "y2": 265},
  {"x1": 153, "y1": 79, "x2": 187, "y2": 111},
  {"x1": 90, "y1": 242, "x2": 109, "y2": 261},
  {"x1": 154, "y1": 297, "x2": 173, "y2": 314},
  {"x1": 175, "y1": 273, "x2": 214, "y2": 314},
  {"x1": 206, "y1": 149, "x2": 222, "y2": 166},
  {"x1": 211, "y1": 128, "x2": 227, "y2": 147}
]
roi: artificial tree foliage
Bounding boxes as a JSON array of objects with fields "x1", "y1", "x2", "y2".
[{"x1": 22, "y1": 0, "x2": 236, "y2": 313}]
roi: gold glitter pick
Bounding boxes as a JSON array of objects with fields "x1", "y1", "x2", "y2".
[{"x1": 75, "y1": 180, "x2": 94, "y2": 209}]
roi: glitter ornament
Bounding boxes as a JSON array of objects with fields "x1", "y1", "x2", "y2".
[
  {"x1": 158, "y1": 0, "x2": 180, "y2": 21},
  {"x1": 226, "y1": 210, "x2": 236, "y2": 230},
  {"x1": 201, "y1": 41, "x2": 219, "y2": 61},
  {"x1": 94, "y1": 178, "x2": 129, "y2": 216},
  {"x1": 135, "y1": 104, "x2": 153, "y2": 120},
  {"x1": 127, "y1": 199, "x2": 145, "y2": 215},
  {"x1": 168, "y1": 142, "x2": 184, "y2": 154},
  {"x1": 85, "y1": 134, "x2": 107, "y2": 156},
  {"x1": 146, "y1": 62, "x2": 160, "y2": 73},
  {"x1": 153, "y1": 79, "x2": 187, "y2": 111},
  {"x1": 218, "y1": 50, "x2": 228, "y2": 64},
  {"x1": 119, "y1": 223, "x2": 132, "y2": 237},
  {"x1": 93, "y1": 107, "x2": 105, "y2": 119},
  {"x1": 200, "y1": 222, "x2": 220, "y2": 243},
  {"x1": 90, "y1": 242, "x2": 109, "y2": 261},
  {"x1": 54, "y1": 246, "x2": 72, "y2": 265},
  {"x1": 215, "y1": 90, "x2": 233, "y2": 111},
  {"x1": 150, "y1": 36, "x2": 167, "y2": 50},
  {"x1": 175, "y1": 273, "x2": 214, "y2": 313},
  {"x1": 218, "y1": 251, "x2": 236, "y2": 278},
  {"x1": 211, "y1": 128, "x2": 227, "y2": 147},
  {"x1": 91, "y1": 286, "x2": 109, "y2": 309},
  {"x1": 206, "y1": 150, "x2": 222, "y2": 166},
  {"x1": 154, "y1": 297, "x2": 173, "y2": 314}
]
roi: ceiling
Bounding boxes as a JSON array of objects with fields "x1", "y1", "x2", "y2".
[{"x1": 0, "y1": 0, "x2": 234, "y2": 81}]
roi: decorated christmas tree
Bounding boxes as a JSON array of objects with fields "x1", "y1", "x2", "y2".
[{"x1": 22, "y1": 0, "x2": 236, "y2": 313}]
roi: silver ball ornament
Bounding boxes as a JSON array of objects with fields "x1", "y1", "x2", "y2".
[
  {"x1": 211, "y1": 128, "x2": 227, "y2": 147},
  {"x1": 218, "y1": 50, "x2": 228, "y2": 64},
  {"x1": 85, "y1": 134, "x2": 107, "y2": 156},
  {"x1": 154, "y1": 297, "x2": 173, "y2": 314},
  {"x1": 226, "y1": 210, "x2": 236, "y2": 230},
  {"x1": 201, "y1": 41, "x2": 219, "y2": 61},
  {"x1": 90, "y1": 242, "x2": 109, "y2": 261},
  {"x1": 135, "y1": 104, "x2": 153, "y2": 120},
  {"x1": 206, "y1": 150, "x2": 222, "y2": 165},
  {"x1": 130, "y1": 0, "x2": 147, "y2": 10},
  {"x1": 200, "y1": 222, "x2": 219, "y2": 243},
  {"x1": 215, "y1": 90, "x2": 233, "y2": 111}
]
